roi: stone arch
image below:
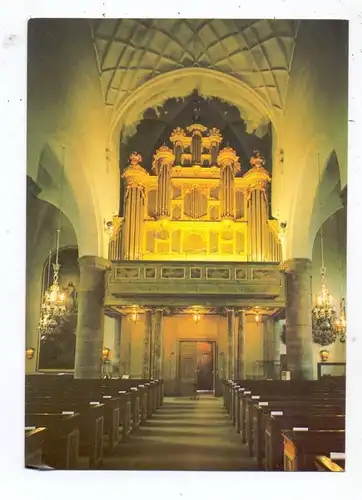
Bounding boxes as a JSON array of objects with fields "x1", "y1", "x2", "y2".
[
  {"x1": 34, "y1": 140, "x2": 102, "y2": 257},
  {"x1": 285, "y1": 134, "x2": 344, "y2": 260},
  {"x1": 109, "y1": 69, "x2": 282, "y2": 177}
]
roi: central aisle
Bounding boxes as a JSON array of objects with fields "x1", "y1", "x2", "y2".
[{"x1": 103, "y1": 395, "x2": 258, "y2": 470}]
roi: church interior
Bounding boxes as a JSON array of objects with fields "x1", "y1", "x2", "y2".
[{"x1": 25, "y1": 18, "x2": 348, "y2": 472}]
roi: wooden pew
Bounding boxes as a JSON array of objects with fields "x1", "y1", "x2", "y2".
[
  {"x1": 227, "y1": 378, "x2": 345, "y2": 424},
  {"x1": 264, "y1": 414, "x2": 345, "y2": 471},
  {"x1": 239, "y1": 385, "x2": 344, "y2": 444},
  {"x1": 25, "y1": 427, "x2": 47, "y2": 467},
  {"x1": 249, "y1": 398, "x2": 345, "y2": 462},
  {"x1": 26, "y1": 399, "x2": 105, "y2": 469},
  {"x1": 282, "y1": 430, "x2": 345, "y2": 471},
  {"x1": 25, "y1": 413, "x2": 80, "y2": 469},
  {"x1": 315, "y1": 455, "x2": 345, "y2": 472}
]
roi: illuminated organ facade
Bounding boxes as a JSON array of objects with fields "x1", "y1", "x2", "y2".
[{"x1": 110, "y1": 124, "x2": 282, "y2": 263}]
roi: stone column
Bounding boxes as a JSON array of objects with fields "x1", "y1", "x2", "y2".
[
  {"x1": 284, "y1": 258, "x2": 314, "y2": 379},
  {"x1": 74, "y1": 256, "x2": 109, "y2": 379},
  {"x1": 122, "y1": 152, "x2": 148, "y2": 260},
  {"x1": 243, "y1": 151, "x2": 271, "y2": 261},
  {"x1": 152, "y1": 145, "x2": 175, "y2": 219},
  {"x1": 143, "y1": 309, "x2": 153, "y2": 378},
  {"x1": 237, "y1": 310, "x2": 245, "y2": 379},
  {"x1": 113, "y1": 316, "x2": 122, "y2": 376},
  {"x1": 218, "y1": 147, "x2": 240, "y2": 219},
  {"x1": 152, "y1": 308, "x2": 164, "y2": 379},
  {"x1": 226, "y1": 308, "x2": 235, "y2": 379}
]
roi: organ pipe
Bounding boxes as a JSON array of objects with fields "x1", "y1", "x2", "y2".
[
  {"x1": 152, "y1": 145, "x2": 175, "y2": 219},
  {"x1": 217, "y1": 147, "x2": 240, "y2": 220},
  {"x1": 122, "y1": 153, "x2": 148, "y2": 260},
  {"x1": 244, "y1": 151, "x2": 271, "y2": 262}
]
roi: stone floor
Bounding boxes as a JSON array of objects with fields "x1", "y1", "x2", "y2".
[{"x1": 103, "y1": 395, "x2": 258, "y2": 471}]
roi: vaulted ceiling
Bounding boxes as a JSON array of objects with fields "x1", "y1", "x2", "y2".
[{"x1": 89, "y1": 19, "x2": 299, "y2": 113}]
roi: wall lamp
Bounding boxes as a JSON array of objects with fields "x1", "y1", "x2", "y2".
[
  {"x1": 26, "y1": 347, "x2": 35, "y2": 360},
  {"x1": 102, "y1": 347, "x2": 111, "y2": 362}
]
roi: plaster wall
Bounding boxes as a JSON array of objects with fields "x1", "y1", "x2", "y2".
[
  {"x1": 279, "y1": 20, "x2": 348, "y2": 260},
  {"x1": 27, "y1": 19, "x2": 120, "y2": 257},
  {"x1": 311, "y1": 207, "x2": 347, "y2": 373}
]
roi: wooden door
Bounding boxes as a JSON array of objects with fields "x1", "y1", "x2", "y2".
[
  {"x1": 196, "y1": 342, "x2": 214, "y2": 391},
  {"x1": 178, "y1": 342, "x2": 198, "y2": 396}
]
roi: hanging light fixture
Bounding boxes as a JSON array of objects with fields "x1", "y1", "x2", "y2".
[
  {"x1": 192, "y1": 308, "x2": 201, "y2": 324},
  {"x1": 335, "y1": 297, "x2": 347, "y2": 343},
  {"x1": 253, "y1": 307, "x2": 261, "y2": 324},
  {"x1": 130, "y1": 305, "x2": 139, "y2": 324},
  {"x1": 38, "y1": 147, "x2": 67, "y2": 340},
  {"x1": 334, "y1": 211, "x2": 347, "y2": 343},
  {"x1": 312, "y1": 154, "x2": 337, "y2": 348}
]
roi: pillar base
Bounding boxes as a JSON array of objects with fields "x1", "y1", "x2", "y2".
[
  {"x1": 74, "y1": 256, "x2": 110, "y2": 379},
  {"x1": 284, "y1": 258, "x2": 314, "y2": 380}
]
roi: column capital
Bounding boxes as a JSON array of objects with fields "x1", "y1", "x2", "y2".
[{"x1": 282, "y1": 258, "x2": 312, "y2": 274}]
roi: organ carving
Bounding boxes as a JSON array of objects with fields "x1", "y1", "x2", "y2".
[{"x1": 112, "y1": 124, "x2": 282, "y2": 262}]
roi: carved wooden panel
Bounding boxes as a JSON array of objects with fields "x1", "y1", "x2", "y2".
[
  {"x1": 145, "y1": 267, "x2": 156, "y2": 279},
  {"x1": 206, "y1": 268, "x2": 231, "y2": 280},
  {"x1": 252, "y1": 268, "x2": 279, "y2": 282},
  {"x1": 235, "y1": 268, "x2": 247, "y2": 280},
  {"x1": 190, "y1": 267, "x2": 202, "y2": 279},
  {"x1": 116, "y1": 267, "x2": 140, "y2": 279},
  {"x1": 161, "y1": 267, "x2": 185, "y2": 279}
]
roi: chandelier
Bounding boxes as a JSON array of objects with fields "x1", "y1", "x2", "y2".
[
  {"x1": 334, "y1": 211, "x2": 347, "y2": 343},
  {"x1": 335, "y1": 297, "x2": 347, "y2": 343},
  {"x1": 312, "y1": 266, "x2": 337, "y2": 345},
  {"x1": 38, "y1": 147, "x2": 66, "y2": 340},
  {"x1": 311, "y1": 154, "x2": 337, "y2": 347}
]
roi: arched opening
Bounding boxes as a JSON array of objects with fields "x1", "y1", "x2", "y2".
[
  {"x1": 311, "y1": 206, "x2": 347, "y2": 373},
  {"x1": 37, "y1": 247, "x2": 79, "y2": 371}
]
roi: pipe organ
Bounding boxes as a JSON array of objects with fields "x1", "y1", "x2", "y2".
[{"x1": 109, "y1": 124, "x2": 282, "y2": 262}]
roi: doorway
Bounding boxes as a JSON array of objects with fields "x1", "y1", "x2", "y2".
[{"x1": 178, "y1": 341, "x2": 215, "y2": 396}]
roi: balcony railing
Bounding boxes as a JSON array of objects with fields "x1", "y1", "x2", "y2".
[{"x1": 105, "y1": 260, "x2": 285, "y2": 308}]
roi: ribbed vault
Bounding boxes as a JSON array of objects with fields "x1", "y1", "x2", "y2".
[{"x1": 90, "y1": 19, "x2": 298, "y2": 113}]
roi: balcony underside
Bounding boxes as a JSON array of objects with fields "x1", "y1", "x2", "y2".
[{"x1": 105, "y1": 260, "x2": 285, "y2": 309}]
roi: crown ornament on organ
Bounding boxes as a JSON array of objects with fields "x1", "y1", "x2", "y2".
[
  {"x1": 152, "y1": 145, "x2": 175, "y2": 171},
  {"x1": 129, "y1": 151, "x2": 143, "y2": 166},
  {"x1": 217, "y1": 147, "x2": 241, "y2": 172},
  {"x1": 249, "y1": 150, "x2": 266, "y2": 169},
  {"x1": 209, "y1": 127, "x2": 223, "y2": 143}
]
